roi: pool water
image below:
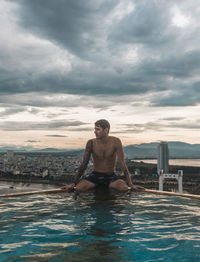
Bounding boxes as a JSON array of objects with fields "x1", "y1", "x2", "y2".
[{"x1": 0, "y1": 184, "x2": 200, "y2": 262}]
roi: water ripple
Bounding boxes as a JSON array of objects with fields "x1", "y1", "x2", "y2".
[{"x1": 0, "y1": 190, "x2": 200, "y2": 261}]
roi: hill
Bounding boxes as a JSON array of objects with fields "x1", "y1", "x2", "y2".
[
  {"x1": 0, "y1": 142, "x2": 200, "y2": 158},
  {"x1": 124, "y1": 142, "x2": 200, "y2": 159}
]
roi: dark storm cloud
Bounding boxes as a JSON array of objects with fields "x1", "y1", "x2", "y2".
[
  {"x1": 0, "y1": 67, "x2": 155, "y2": 97},
  {"x1": 45, "y1": 135, "x2": 68, "y2": 138},
  {"x1": 121, "y1": 119, "x2": 200, "y2": 133},
  {"x1": 67, "y1": 127, "x2": 91, "y2": 132},
  {"x1": 109, "y1": 1, "x2": 174, "y2": 46},
  {"x1": 140, "y1": 51, "x2": 200, "y2": 79},
  {"x1": 152, "y1": 81, "x2": 200, "y2": 106},
  {"x1": 47, "y1": 120, "x2": 86, "y2": 129},
  {"x1": 0, "y1": 93, "x2": 137, "y2": 110},
  {"x1": 28, "y1": 108, "x2": 40, "y2": 114},
  {"x1": 0, "y1": 120, "x2": 87, "y2": 131},
  {"x1": 2, "y1": 0, "x2": 200, "y2": 106},
  {"x1": 0, "y1": 106, "x2": 26, "y2": 117},
  {"x1": 0, "y1": 104, "x2": 41, "y2": 118},
  {"x1": 161, "y1": 117, "x2": 185, "y2": 121},
  {"x1": 9, "y1": 0, "x2": 118, "y2": 60},
  {"x1": 25, "y1": 140, "x2": 40, "y2": 143}
]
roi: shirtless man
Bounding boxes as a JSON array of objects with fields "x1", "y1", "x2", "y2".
[{"x1": 62, "y1": 119, "x2": 144, "y2": 192}]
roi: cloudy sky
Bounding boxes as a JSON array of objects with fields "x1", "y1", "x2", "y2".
[{"x1": 0, "y1": 0, "x2": 200, "y2": 149}]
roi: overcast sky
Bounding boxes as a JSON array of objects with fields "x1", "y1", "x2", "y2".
[{"x1": 0, "y1": 0, "x2": 200, "y2": 149}]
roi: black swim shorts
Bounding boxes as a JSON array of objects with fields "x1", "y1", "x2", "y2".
[{"x1": 83, "y1": 171, "x2": 125, "y2": 186}]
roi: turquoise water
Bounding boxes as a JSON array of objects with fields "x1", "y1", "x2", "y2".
[{"x1": 0, "y1": 184, "x2": 200, "y2": 261}]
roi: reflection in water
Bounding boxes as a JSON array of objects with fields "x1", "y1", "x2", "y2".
[
  {"x1": 63, "y1": 187, "x2": 132, "y2": 261},
  {"x1": 0, "y1": 183, "x2": 200, "y2": 261}
]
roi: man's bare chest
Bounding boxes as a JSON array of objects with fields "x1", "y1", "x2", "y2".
[{"x1": 92, "y1": 143, "x2": 116, "y2": 159}]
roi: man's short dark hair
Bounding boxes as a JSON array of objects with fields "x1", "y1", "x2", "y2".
[{"x1": 95, "y1": 119, "x2": 110, "y2": 131}]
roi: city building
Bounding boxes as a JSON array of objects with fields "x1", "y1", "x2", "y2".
[
  {"x1": 157, "y1": 141, "x2": 169, "y2": 173},
  {"x1": 6, "y1": 150, "x2": 14, "y2": 160}
]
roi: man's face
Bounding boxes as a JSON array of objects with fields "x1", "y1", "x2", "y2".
[{"x1": 94, "y1": 125, "x2": 107, "y2": 139}]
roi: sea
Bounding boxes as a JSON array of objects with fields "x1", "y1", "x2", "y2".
[{"x1": 133, "y1": 159, "x2": 200, "y2": 167}]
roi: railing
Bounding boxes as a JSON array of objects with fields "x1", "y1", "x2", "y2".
[{"x1": 158, "y1": 170, "x2": 183, "y2": 193}]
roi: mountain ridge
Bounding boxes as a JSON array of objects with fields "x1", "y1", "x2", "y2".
[
  {"x1": 0, "y1": 141, "x2": 200, "y2": 158},
  {"x1": 124, "y1": 142, "x2": 200, "y2": 159}
]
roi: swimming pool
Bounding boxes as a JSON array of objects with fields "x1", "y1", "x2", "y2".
[{"x1": 0, "y1": 183, "x2": 200, "y2": 261}]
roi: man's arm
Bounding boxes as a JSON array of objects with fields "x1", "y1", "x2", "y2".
[
  {"x1": 116, "y1": 138, "x2": 145, "y2": 190},
  {"x1": 116, "y1": 138, "x2": 134, "y2": 187},
  {"x1": 74, "y1": 139, "x2": 93, "y2": 184},
  {"x1": 61, "y1": 139, "x2": 93, "y2": 190}
]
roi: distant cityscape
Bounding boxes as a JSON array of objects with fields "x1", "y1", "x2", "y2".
[
  {"x1": 0, "y1": 150, "x2": 91, "y2": 183},
  {"x1": 0, "y1": 142, "x2": 200, "y2": 194}
]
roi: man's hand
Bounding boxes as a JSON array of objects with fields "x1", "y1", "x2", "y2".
[
  {"x1": 130, "y1": 184, "x2": 146, "y2": 191},
  {"x1": 60, "y1": 183, "x2": 75, "y2": 191}
]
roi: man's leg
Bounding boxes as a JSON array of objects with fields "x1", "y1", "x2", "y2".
[
  {"x1": 109, "y1": 179, "x2": 129, "y2": 192},
  {"x1": 75, "y1": 179, "x2": 96, "y2": 192}
]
